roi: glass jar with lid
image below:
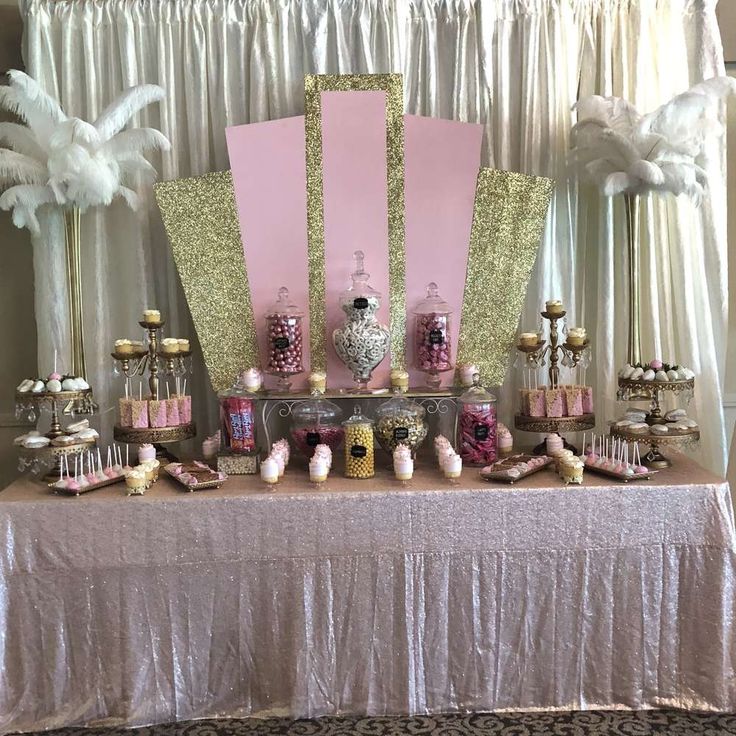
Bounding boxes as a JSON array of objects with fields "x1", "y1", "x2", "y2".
[
  {"x1": 264, "y1": 286, "x2": 304, "y2": 391},
  {"x1": 343, "y1": 404, "x2": 375, "y2": 478},
  {"x1": 375, "y1": 387, "x2": 428, "y2": 456},
  {"x1": 332, "y1": 250, "x2": 390, "y2": 390},
  {"x1": 456, "y1": 374, "x2": 497, "y2": 466},
  {"x1": 290, "y1": 390, "x2": 344, "y2": 458},
  {"x1": 218, "y1": 371, "x2": 258, "y2": 455},
  {"x1": 413, "y1": 282, "x2": 453, "y2": 389}
]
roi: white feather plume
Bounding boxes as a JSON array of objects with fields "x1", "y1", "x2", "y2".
[
  {"x1": 570, "y1": 76, "x2": 736, "y2": 200},
  {"x1": 0, "y1": 70, "x2": 170, "y2": 231}
]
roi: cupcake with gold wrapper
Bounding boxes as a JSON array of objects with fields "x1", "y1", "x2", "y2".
[{"x1": 343, "y1": 405, "x2": 374, "y2": 479}]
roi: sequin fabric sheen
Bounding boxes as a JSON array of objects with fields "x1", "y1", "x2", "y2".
[
  {"x1": 457, "y1": 169, "x2": 554, "y2": 385},
  {"x1": 304, "y1": 74, "x2": 406, "y2": 371},
  {"x1": 0, "y1": 457, "x2": 734, "y2": 732},
  {"x1": 155, "y1": 171, "x2": 259, "y2": 391}
]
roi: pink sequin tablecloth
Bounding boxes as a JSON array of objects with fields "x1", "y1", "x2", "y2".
[{"x1": 1, "y1": 456, "x2": 734, "y2": 732}]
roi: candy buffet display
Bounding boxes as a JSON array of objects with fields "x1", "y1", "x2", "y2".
[
  {"x1": 112, "y1": 310, "x2": 196, "y2": 451},
  {"x1": 613, "y1": 357, "x2": 699, "y2": 468},
  {"x1": 374, "y1": 387, "x2": 428, "y2": 456},
  {"x1": 264, "y1": 287, "x2": 304, "y2": 391},
  {"x1": 479, "y1": 454, "x2": 552, "y2": 484},
  {"x1": 582, "y1": 434, "x2": 656, "y2": 481},
  {"x1": 332, "y1": 250, "x2": 390, "y2": 390},
  {"x1": 343, "y1": 405, "x2": 375, "y2": 478},
  {"x1": 165, "y1": 461, "x2": 227, "y2": 492},
  {"x1": 514, "y1": 301, "x2": 595, "y2": 452},
  {"x1": 49, "y1": 445, "x2": 129, "y2": 495},
  {"x1": 457, "y1": 375, "x2": 497, "y2": 466},
  {"x1": 413, "y1": 282, "x2": 453, "y2": 389},
  {"x1": 290, "y1": 390, "x2": 344, "y2": 458}
]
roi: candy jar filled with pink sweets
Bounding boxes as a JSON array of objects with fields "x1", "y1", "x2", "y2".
[
  {"x1": 265, "y1": 287, "x2": 304, "y2": 391},
  {"x1": 414, "y1": 282, "x2": 453, "y2": 389},
  {"x1": 456, "y1": 374, "x2": 497, "y2": 466},
  {"x1": 219, "y1": 372, "x2": 257, "y2": 455},
  {"x1": 290, "y1": 389, "x2": 344, "y2": 458}
]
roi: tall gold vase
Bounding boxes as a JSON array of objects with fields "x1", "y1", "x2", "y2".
[
  {"x1": 64, "y1": 206, "x2": 86, "y2": 379},
  {"x1": 624, "y1": 193, "x2": 642, "y2": 366}
]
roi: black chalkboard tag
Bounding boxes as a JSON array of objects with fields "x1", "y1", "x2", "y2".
[
  {"x1": 353, "y1": 297, "x2": 369, "y2": 310},
  {"x1": 474, "y1": 424, "x2": 490, "y2": 441},
  {"x1": 306, "y1": 432, "x2": 320, "y2": 447},
  {"x1": 351, "y1": 445, "x2": 367, "y2": 458},
  {"x1": 393, "y1": 427, "x2": 410, "y2": 441},
  {"x1": 274, "y1": 336, "x2": 290, "y2": 350},
  {"x1": 429, "y1": 329, "x2": 444, "y2": 345}
]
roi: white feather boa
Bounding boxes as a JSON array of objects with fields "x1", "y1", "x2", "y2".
[
  {"x1": 0, "y1": 70, "x2": 170, "y2": 234},
  {"x1": 570, "y1": 76, "x2": 736, "y2": 199}
]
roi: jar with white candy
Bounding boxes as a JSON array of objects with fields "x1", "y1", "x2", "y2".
[
  {"x1": 332, "y1": 250, "x2": 390, "y2": 390},
  {"x1": 264, "y1": 287, "x2": 304, "y2": 391},
  {"x1": 413, "y1": 281, "x2": 453, "y2": 389}
]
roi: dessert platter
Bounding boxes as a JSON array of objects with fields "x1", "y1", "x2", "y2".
[
  {"x1": 514, "y1": 300, "x2": 595, "y2": 452},
  {"x1": 165, "y1": 461, "x2": 228, "y2": 491},
  {"x1": 612, "y1": 359, "x2": 699, "y2": 468},
  {"x1": 112, "y1": 309, "x2": 196, "y2": 454},
  {"x1": 48, "y1": 445, "x2": 129, "y2": 495},
  {"x1": 480, "y1": 454, "x2": 553, "y2": 484},
  {"x1": 581, "y1": 433, "x2": 657, "y2": 482}
]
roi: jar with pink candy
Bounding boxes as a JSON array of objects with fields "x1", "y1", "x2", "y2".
[
  {"x1": 290, "y1": 390, "x2": 344, "y2": 459},
  {"x1": 264, "y1": 287, "x2": 304, "y2": 391},
  {"x1": 456, "y1": 375, "x2": 497, "y2": 466},
  {"x1": 413, "y1": 282, "x2": 453, "y2": 389}
]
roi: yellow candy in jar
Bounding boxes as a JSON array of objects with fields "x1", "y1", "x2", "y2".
[{"x1": 343, "y1": 405, "x2": 375, "y2": 479}]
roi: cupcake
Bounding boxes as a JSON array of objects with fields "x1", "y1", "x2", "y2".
[
  {"x1": 141, "y1": 459, "x2": 160, "y2": 482},
  {"x1": 390, "y1": 369, "x2": 410, "y2": 391},
  {"x1": 309, "y1": 370, "x2": 327, "y2": 394},
  {"x1": 138, "y1": 443, "x2": 157, "y2": 463},
  {"x1": 125, "y1": 469, "x2": 147, "y2": 495},
  {"x1": 545, "y1": 433, "x2": 564, "y2": 457},
  {"x1": 560, "y1": 458, "x2": 584, "y2": 485}
]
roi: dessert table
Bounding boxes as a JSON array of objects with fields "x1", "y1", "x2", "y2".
[{"x1": 1, "y1": 456, "x2": 735, "y2": 732}]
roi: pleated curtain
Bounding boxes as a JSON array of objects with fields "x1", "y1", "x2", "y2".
[{"x1": 20, "y1": 0, "x2": 728, "y2": 473}]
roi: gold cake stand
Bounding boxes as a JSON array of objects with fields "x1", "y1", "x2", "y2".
[{"x1": 609, "y1": 425, "x2": 700, "y2": 469}]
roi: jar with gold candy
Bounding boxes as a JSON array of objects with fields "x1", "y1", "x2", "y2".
[
  {"x1": 343, "y1": 405, "x2": 375, "y2": 479},
  {"x1": 374, "y1": 387, "x2": 428, "y2": 456}
]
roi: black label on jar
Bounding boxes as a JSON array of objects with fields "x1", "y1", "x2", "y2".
[
  {"x1": 351, "y1": 445, "x2": 367, "y2": 458},
  {"x1": 353, "y1": 297, "x2": 369, "y2": 310},
  {"x1": 429, "y1": 329, "x2": 444, "y2": 345},
  {"x1": 274, "y1": 336, "x2": 290, "y2": 350},
  {"x1": 306, "y1": 431, "x2": 320, "y2": 447},
  {"x1": 474, "y1": 424, "x2": 490, "y2": 441},
  {"x1": 393, "y1": 426, "x2": 410, "y2": 441}
]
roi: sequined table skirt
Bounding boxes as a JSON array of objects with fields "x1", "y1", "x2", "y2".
[{"x1": 0, "y1": 457, "x2": 734, "y2": 732}]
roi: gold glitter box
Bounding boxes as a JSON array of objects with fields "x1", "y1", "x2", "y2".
[{"x1": 217, "y1": 453, "x2": 259, "y2": 475}]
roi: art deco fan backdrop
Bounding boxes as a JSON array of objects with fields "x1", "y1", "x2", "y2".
[{"x1": 20, "y1": 0, "x2": 729, "y2": 472}]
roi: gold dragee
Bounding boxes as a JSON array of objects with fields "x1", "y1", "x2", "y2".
[
  {"x1": 154, "y1": 171, "x2": 259, "y2": 392},
  {"x1": 457, "y1": 168, "x2": 554, "y2": 385},
  {"x1": 304, "y1": 73, "x2": 406, "y2": 372}
]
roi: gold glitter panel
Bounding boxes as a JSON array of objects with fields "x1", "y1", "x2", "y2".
[
  {"x1": 154, "y1": 171, "x2": 259, "y2": 392},
  {"x1": 304, "y1": 73, "x2": 406, "y2": 371},
  {"x1": 457, "y1": 168, "x2": 554, "y2": 385}
]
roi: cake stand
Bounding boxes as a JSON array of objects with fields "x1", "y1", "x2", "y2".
[
  {"x1": 613, "y1": 375, "x2": 697, "y2": 467},
  {"x1": 514, "y1": 310, "x2": 595, "y2": 454}
]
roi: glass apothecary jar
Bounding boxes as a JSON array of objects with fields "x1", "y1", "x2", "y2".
[
  {"x1": 456, "y1": 375, "x2": 497, "y2": 466},
  {"x1": 374, "y1": 388, "x2": 428, "y2": 456},
  {"x1": 332, "y1": 250, "x2": 390, "y2": 391},
  {"x1": 414, "y1": 282, "x2": 453, "y2": 389},
  {"x1": 290, "y1": 391, "x2": 344, "y2": 458},
  {"x1": 343, "y1": 405, "x2": 375, "y2": 478},
  {"x1": 265, "y1": 286, "x2": 303, "y2": 392},
  {"x1": 219, "y1": 372, "x2": 257, "y2": 455}
]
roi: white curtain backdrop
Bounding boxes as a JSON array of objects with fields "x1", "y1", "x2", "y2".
[{"x1": 20, "y1": 0, "x2": 729, "y2": 473}]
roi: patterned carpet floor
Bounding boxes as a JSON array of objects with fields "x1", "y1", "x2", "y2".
[{"x1": 30, "y1": 711, "x2": 736, "y2": 736}]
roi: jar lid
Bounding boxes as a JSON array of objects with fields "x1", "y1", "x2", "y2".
[
  {"x1": 265, "y1": 286, "x2": 303, "y2": 317},
  {"x1": 458, "y1": 373, "x2": 496, "y2": 404},
  {"x1": 292, "y1": 393, "x2": 343, "y2": 424},
  {"x1": 377, "y1": 390, "x2": 426, "y2": 419},
  {"x1": 339, "y1": 250, "x2": 382, "y2": 302},
  {"x1": 414, "y1": 282, "x2": 452, "y2": 315},
  {"x1": 342, "y1": 404, "x2": 373, "y2": 426}
]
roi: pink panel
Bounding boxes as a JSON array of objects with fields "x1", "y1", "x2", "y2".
[
  {"x1": 321, "y1": 90, "x2": 391, "y2": 389},
  {"x1": 404, "y1": 115, "x2": 483, "y2": 388},
  {"x1": 225, "y1": 116, "x2": 310, "y2": 390}
]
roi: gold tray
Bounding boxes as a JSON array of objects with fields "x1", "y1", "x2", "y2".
[
  {"x1": 514, "y1": 413, "x2": 595, "y2": 434},
  {"x1": 164, "y1": 466, "x2": 226, "y2": 492},
  {"x1": 617, "y1": 376, "x2": 694, "y2": 394},
  {"x1": 114, "y1": 423, "x2": 196, "y2": 444},
  {"x1": 479, "y1": 454, "x2": 554, "y2": 484},
  {"x1": 48, "y1": 474, "x2": 125, "y2": 496},
  {"x1": 15, "y1": 388, "x2": 92, "y2": 404},
  {"x1": 610, "y1": 426, "x2": 700, "y2": 443},
  {"x1": 583, "y1": 463, "x2": 658, "y2": 483}
]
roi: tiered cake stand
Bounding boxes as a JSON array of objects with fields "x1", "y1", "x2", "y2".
[
  {"x1": 611, "y1": 375, "x2": 698, "y2": 468},
  {"x1": 112, "y1": 318, "x2": 196, "y2": 456},
  {"x1": 15, "y1": 388, "x2": 97, "y2": 481},
  {"x1": 514, "y1": 310, "x2": 595, "y2": 454}
]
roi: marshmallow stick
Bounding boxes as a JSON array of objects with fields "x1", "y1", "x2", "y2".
[
  {"x1": 139, "y1": 382, "x2": 142, "y2": 401},
  {"x1": 125, "y1": 380, "x2": 129, "y2": 399},
  {"x1": 183, "y1": 378, "x2": 187, "y2": 396},
  {"x1": 107, "y1": 446, "x2": 111, "y2": 468},
  {"x1": 59, "y1": 457, "x2": 63, "y2": 483},
  {"x1": 635, "y1": 442, "x2": 641, "y2": 466},
  {"x1": 625, "y1": 443, "x2": 629, "y2": 467},
  {"x1": 126, "y1": 445, "x2": 129, "y2": 467},
  {"x1": 54, "y1": 348, "x2": 57, "y2": 376},
  {"x1": 74, "y1": 454, "x2": 78, "y2": 480},
  {"x1": 167, "y1": 383, "x2": 170, "y2": 400},
  {"x1": 97, "y1": 447, "x2": 103, "y2": 471}
]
